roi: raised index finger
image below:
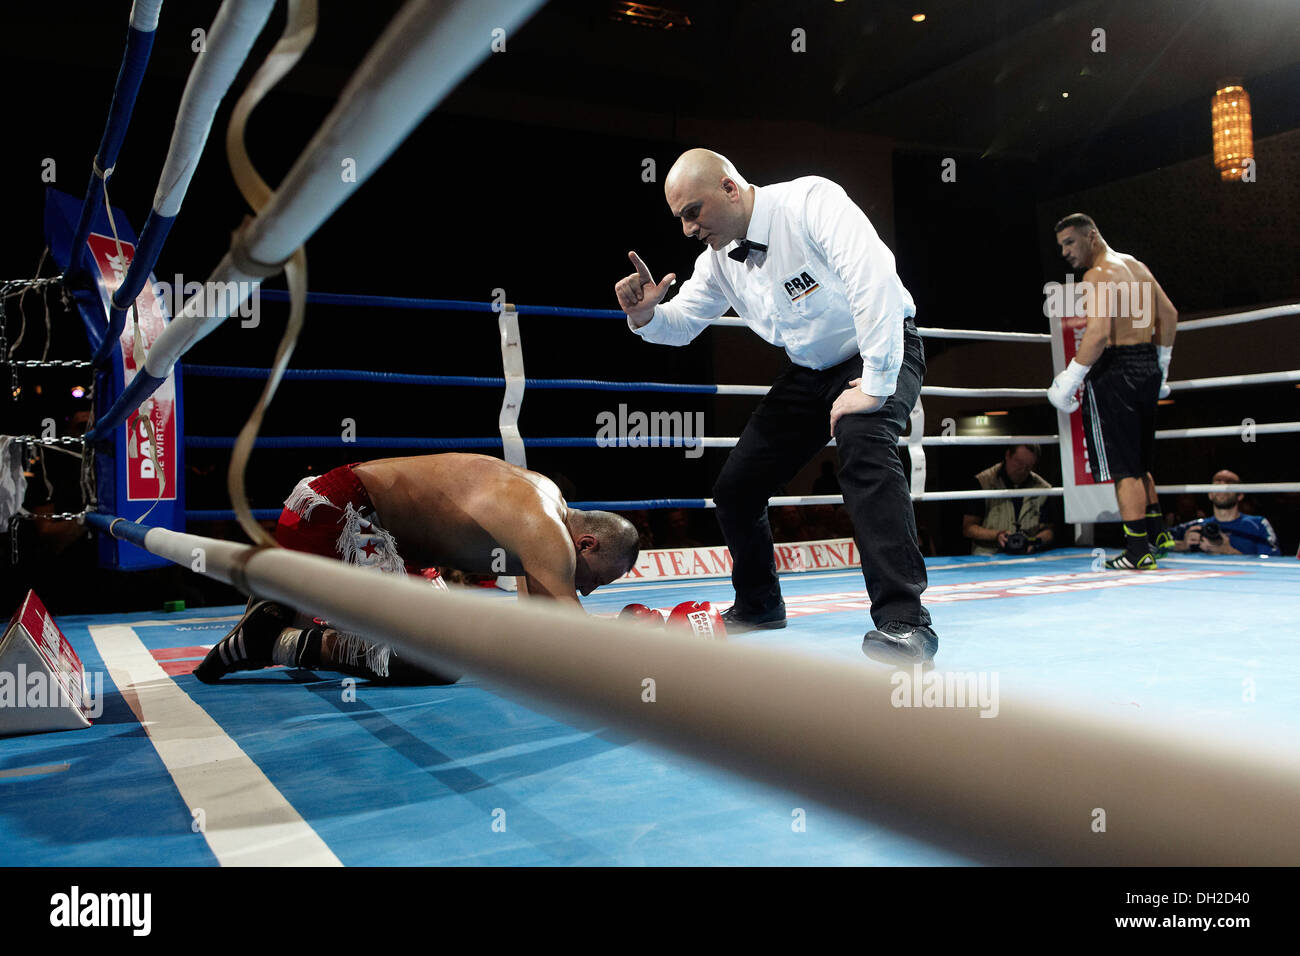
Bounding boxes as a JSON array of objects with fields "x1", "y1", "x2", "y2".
[{"x1": 628, "y1": 250, "x2": 653, "y2": 283}]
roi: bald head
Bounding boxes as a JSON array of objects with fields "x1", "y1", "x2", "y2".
[
  {"x1": 665, "y1": 149, "x2": 748, "y2": 195},
  {"x1": 664, "y1": 148, "x2": 754, "y2": 252}
]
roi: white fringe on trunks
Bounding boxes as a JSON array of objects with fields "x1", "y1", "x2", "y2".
[{"x1": 283, "y1": 475, "x2": 413, "y2": 677}]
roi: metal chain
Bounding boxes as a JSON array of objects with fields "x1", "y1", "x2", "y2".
[
  {"x1": 6, "y1": 359, "x2": 92, "y2": 369},
  {"x1": 8, "y1": 511, "x2": 88, "y2": 565},
  {"x1": 13, "y1": 435, "x2": 87, "y2": 448},
  {"x1": 2, "y1": 275, "x2": 72, "y2": 397},
  {"x1": 0, "y1": 290, "x2": 15, "y2": 400}
]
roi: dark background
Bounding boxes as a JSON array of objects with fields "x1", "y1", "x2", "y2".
[{"x1": 3, "y1": 0, "x2": 1298, "y2": 613}]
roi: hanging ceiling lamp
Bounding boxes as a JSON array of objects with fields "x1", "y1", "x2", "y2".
[{"x1": 1211, "y1": 81, "x2": 1253, "y2": 182}]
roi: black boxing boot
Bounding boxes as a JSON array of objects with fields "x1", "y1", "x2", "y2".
[{"x1": 194, "y1": 599, "x2": 296, "y2": 682}]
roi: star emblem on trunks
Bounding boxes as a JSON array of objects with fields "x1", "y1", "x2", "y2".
[{"x1": 361, "y1": 540, "x2": 380, "y2": 558}]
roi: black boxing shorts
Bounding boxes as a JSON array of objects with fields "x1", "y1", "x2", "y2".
[{"x1": 1080, "y1": 343, "x2": 1161, "y2": 482}]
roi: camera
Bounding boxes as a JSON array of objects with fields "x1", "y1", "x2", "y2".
[
  {"x1": 1002, "y1": 531, "x2": 1029, "y2": 555},
  {"x1": 1190, "y1": 519, "x2": 1221, "y2": 552}
]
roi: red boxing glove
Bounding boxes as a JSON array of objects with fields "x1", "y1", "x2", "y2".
[
  {"x1": 419, "y1": 567, "x2": 449, "y2": 591},
  {"x1": 619, "y1": 603, "x2": 665, "y2": 627},
  {"x1": 667, "y1": 601, "x2": 727, "y2": 640}
]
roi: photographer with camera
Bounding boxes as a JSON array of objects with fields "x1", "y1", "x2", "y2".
[
  {"x1": 1169, "y1": 469, "x2": 1280, "y2": 556},
  {"x1": 962, "y1": 444, "x2": 1058, "y2": 556}
]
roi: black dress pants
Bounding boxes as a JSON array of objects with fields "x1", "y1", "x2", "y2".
[{"x1": 712, "y1": 319, "x2": 931, "y2": 628}]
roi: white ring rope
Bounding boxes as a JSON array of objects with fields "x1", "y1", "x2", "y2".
[
  {"x1": 638, "y1": 421, "x2": 1300, "y2": 451},
  {"x1": 99, "y1": 518, "x2": 1300, "y2": 865},
  {"x1": 918, "y1": 327, "x2": 1051, "y2": 342},
  {"x1": 1155, "y1": 482, "x2": 1300, "y2": 495},
  {"x1": 921, "y1": 385, "x2": 1045, "y2": 398},
  {"x1": 136, "y1": 0, "x2": 546, "y2": 385},
  {"x1": 745, "y1": 481, "x2": 1296, "y2": 508},
  {"x1": 222, "y1": 0, "x2": 317, "y2": 548},
  {"x1": 1154, "y1": 421, "x2": 1300, "y2": 440},
  {"x1": 701, "y1": 301, "x2": 1296, "y2": 342},
  {"x1": 1175, "y1": 301, "x2": 1300, "y2": 331},
  {"x1": 1166, "y1": 369, "x2": 1300, "y2": 391}
]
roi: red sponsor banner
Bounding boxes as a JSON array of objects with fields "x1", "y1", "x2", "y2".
[
  {"x1": 1058, "y1": 318, "x2": 1096, "y2": 486},
  {"x1": 1050, "y1": 312, "x2": 1117, "y2": 522},
  {"x1": 85, "y1": 233, "x2": 177, "y2": 502},
  {"x1": 13, "y1": 591, "x2": 89, "y2": 716},
  {"x1": 617, "y1": 538, "x2": 860, "y2": 583}
]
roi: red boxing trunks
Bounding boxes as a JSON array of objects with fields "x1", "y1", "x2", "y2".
[
  {"x1": 275, "y1": 463, "x2": 448, "y2": 679},
  {"x1": 276, "y1": 463, "x2": 442, "y2": 580}
]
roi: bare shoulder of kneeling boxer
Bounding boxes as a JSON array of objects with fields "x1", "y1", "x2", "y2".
[
  {"x1": 194, "y1": 453, "x2": 641, "y2": 685},
  {"x1": 348, "y1": 454, "x2": 641, "y2": 604}
]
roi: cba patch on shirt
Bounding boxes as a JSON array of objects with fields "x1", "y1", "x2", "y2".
[{"x1": 783, "y1": 269, "x2": 821, "y2": 304}]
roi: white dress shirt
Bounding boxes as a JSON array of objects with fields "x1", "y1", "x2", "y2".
[{"x1": 631, "y1": 176, "x2": 916, "y2": 396}]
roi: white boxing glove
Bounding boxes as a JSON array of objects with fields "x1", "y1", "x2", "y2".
[
  {"x1": 1047, "y1": 359, "x2": 1091, "y2": 413},
  {"x1": 1157, "y1": 345, "x2": 1173, "y2": 399}
]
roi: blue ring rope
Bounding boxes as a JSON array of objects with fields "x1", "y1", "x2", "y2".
[
  {"x1": 184, "y1": 500, "x2": 710, "y2": 522},
  {"x1": 182, "y1": 364, "x2": 721, "y2": 394},
  {"x1": 257, "y1": 288, "x2": 627, "y2": 319}
]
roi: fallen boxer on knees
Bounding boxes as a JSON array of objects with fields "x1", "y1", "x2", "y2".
[{"x1": 195, "y1": 453, "x2": 641, "y2": 685}]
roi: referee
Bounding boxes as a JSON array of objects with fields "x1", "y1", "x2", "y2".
[{"x1": 613, "y1": 149, "x2": 936, "y2": 663}]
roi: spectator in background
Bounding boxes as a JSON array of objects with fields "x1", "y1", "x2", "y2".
[
  {"x1": 1169, "y1": 470, "x2": 1280, "y2": 556},
  {"x1": 1168, "y1": 492, "x2": 1205, "y2": 528},
  {"x1": 803, "y1": 503, "x2": 836, "y2": 540},
  {"x1": 812, "y1": 460, "x2": 842, "y2": 496},
  {"x1": 962, "y1": 444, "x2": 1058, "y2": 556},
  {"x1": 770, "y1": 506, "x2": 807, "y2": 543},
  {"x1": 659, "y1": 507, "x2": 703, "y2": 549},
  {"x1": 829, "y1": 506, "x2": 856, "y2": 539},
  {"x1": 623, "y1": 509, "x2": 656, "y2": 550}
]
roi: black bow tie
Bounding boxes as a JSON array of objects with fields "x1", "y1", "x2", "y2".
[{"x1": 728, "y1": 239, "x2": 767, "y2": 262}]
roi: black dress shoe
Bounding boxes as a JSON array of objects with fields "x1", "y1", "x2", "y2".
[
  {"x1": 719, "y1": 602, "x2": 787, "y2": 633},
  {"x1": 862, "y1": 621, "x2": 938, "y2": 664}
]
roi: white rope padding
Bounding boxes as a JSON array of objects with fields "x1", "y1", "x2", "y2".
[
  {"x1": 917, "y1": 327, "x2": 1051, "y2": 342},
  {"x1": 240, "y1": 0, "x2": 545, "y2": 267},
  {"x1": 1168, "y1": 369, "x2": 1300, "y2": 391},
  {"x1": 153, "y1": 0, "x2": 277, "y2": 218},
  {"x1": 1154, "y1": 482, "x2": 1300, "y2": 495},
  {"x1": 920, "y1": 386, "x2": 1045, "y2": 398},
  {"x1": 1155, "y1": 421, "x2": 1300, "y2": 440},
  {"x1": 141, "y1": 0, "x2": 546, "y2": 382},
  {"x1": 915, "y1": 434, "x2": 1060, "y2": 446},
  {"x1": 713, "y1": 384, "x2": 771, "y2": 396},
  {"x1": 1175, "y1": 302, "x2": 1300, "y2": 332},
  {"x1": 129, "y1": 0, "x2": 165, "y2": 32},
  {"x1": 104, "y1": 519, "x2": 1300, "y2": 865},
  {"x1": 497, "y1": 306, "x2": 527, "y2": 468},
  {"x1": 702, "y1": 488, "x2": 1066, "y2": 507},
  {"x1": 222, "y1": 0, "x2": 317, "y2": 548},
  {"x1": 707, "y1": 319, "x2": 1051, "y2": 343},
  {"x1": 700, "y1": 305, "x2": 1295, "y2": 340}
]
